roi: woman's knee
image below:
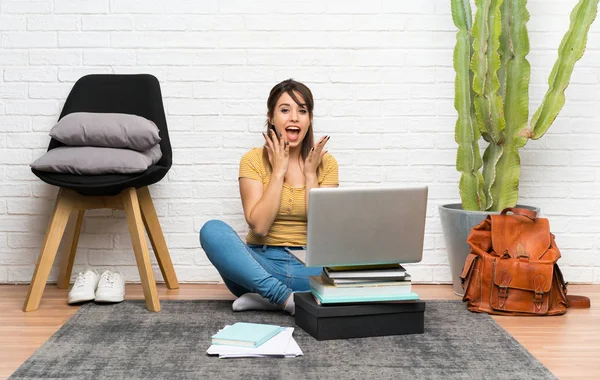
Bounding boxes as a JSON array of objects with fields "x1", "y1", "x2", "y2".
[{"x1": 199, "y1": 219, "x2": 232, "y2": 248}]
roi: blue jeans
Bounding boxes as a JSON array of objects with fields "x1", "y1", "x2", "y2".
[{"x1": 199, "y1": 220, "x2": 323, "y2": 305}]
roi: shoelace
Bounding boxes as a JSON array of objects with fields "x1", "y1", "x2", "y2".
[
  {"x1": 74, "y1": 273, "x2": 88, "y2": 288},
  {"x1": 100, "y1": 273, "x2": 121, "y2": 288}
]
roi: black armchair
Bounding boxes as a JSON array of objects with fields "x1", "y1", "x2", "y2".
[{"x1": 24, "y1": 74, "x2": 179, "y2": 312}]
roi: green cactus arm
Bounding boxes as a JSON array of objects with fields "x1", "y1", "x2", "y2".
[
  {"x1": 459, "y1": 172, "x2": 487, "y2": 211},
  {"x1": 502, "y1": 0, "x2": 530, "y2": 150},
  {"x1": 451, "y1": 0, "x2": 473, "y2": 30},
  {"x1": 484, "y1": 0, "x2": 506, "y2": 144},
  {"x1": 488, "y1": 0, "x2": 531, "y2": 211},
  {"x1": 481, "y1": 143, "x2": 503, "y2": 210},
  {"x1": 472, "y1": 0, "x2": 506, "y2": 144},
  {"x1": 471, "y1": 0, "x2": 492, "y2": 141},
  {"x1": 530, "y1": 0, "x2": 599, "y2": 139},
  {"x1": 452, "y1": 0, "x2": 484, "y2": 210},
  {"x1": 488, "y1": 146, "x2": 521, "y2": 211},
  {"x1": 498, "y1": 0, "x2": 511, "y2": 100},
  {"x1": 472, "y1": 0, "x2": 506, "y2": 209}
]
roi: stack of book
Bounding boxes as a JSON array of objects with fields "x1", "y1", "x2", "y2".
[
  {"x1": 309, "y1": 264, "x2": 419, "y2": 304},
  {"x1": 206, "y1": 322, "x2": 303, "y2": 358}
]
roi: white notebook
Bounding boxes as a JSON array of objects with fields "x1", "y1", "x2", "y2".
[{"x1": 207, "y1": 326, "x2": 302, "y2": 358}]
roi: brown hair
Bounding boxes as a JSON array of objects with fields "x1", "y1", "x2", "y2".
[{"x1": 264, "y1": 79, "x2": 317, "y2": 173}]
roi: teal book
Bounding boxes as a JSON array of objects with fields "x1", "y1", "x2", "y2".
[
  {"x1": 311, "y1": 289, "x2": 420, "y2": 304},
  {"x1": 211, "y1": 322, "x2": 284, "y2": 348}
]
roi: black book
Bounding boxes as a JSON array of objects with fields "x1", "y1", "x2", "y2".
[{"x1": 324, "y1": 265, "x2": 406, "y2": 279}]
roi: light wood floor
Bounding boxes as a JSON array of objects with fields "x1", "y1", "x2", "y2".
[{"x1": 2, "y1": 284, "x2": 599, "y2": 379}]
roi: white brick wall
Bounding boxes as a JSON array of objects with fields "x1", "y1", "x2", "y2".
[{"x1": 1, "y1": 0, "x2": 599, "y2": 285}]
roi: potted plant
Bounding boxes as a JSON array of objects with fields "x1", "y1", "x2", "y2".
[{"x1": 440, "y1": 0, "x2": 599, "y2": 295}]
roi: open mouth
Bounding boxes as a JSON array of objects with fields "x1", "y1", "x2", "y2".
[{"x1": 285, "y1": 126, "x2": 301, "y2": 142}]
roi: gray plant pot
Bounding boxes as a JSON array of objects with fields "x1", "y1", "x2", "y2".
[{"x1": 439, "y1": 203, "x2": 540, "y2": 296}]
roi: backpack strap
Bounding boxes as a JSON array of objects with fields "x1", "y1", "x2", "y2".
[
  {"x1": 567, "y1": 295, "x2": 591, "y2": 309},
  {"x1": 555, "y1": 264, "x2": 591, "y2": 309},
  {"x1": 501, "y1": 207, "x2": 537, "y2": 220}
]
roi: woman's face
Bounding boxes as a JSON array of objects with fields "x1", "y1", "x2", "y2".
[{"x1": 270, "y1": 91, "x2": 311, "y2": 149}]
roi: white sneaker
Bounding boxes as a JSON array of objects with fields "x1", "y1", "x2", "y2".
[
  {"x1": 68, "y1": 270, "x2": 100, "y2": 304},
  {"x1": 94, "y1": 270, "x2": 125, "y2": 303}
]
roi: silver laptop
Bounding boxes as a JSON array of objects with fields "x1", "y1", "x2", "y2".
[{"x1": 288, "y1": 186, "x2": 428, "y2": 267}]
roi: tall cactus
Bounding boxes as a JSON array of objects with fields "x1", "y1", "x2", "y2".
[
  {"x1": 452, "y1": 0, "x2": 485, "y2": 210},
  {"x1": 451, "y1": 0, "x2": 599, "y2": 211}
]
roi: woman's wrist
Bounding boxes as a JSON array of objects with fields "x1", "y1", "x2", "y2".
[
  {"x1": 271, "y1": 172, "x2": 285, "y2": 182},
  {"x1": 305, "y1": 173, "x2": 318, "y2": 188},
  {"x1": 304, "y1": 171, "x2": 317, "y2": 180}
]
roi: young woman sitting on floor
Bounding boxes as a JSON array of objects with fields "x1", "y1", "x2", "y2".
[{"x1": 200, "y1": 79, "x2": 338, "y2": 315}]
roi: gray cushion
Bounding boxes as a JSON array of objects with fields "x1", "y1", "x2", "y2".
[
  {"x1": 30, "y1": 144, "x2": 162, "y2": 175},
  {"x1": 49, "y1": 112, "x2": 161, "y2": 152}
]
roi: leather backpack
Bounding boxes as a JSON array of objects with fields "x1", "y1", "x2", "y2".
[{"x1": 461, "y1": 207, "x2": 590, "y2": 316}]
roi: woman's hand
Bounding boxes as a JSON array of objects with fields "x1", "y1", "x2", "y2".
[
  {"x1": 263, "y1": 128, "x2": 289, "y2": 179},
  {"x1": 303, "y1": 135, "x2": 330, "y2": 176}
]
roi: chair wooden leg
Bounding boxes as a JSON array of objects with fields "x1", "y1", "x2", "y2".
[
  {"x1": 122, "y1": 187, "x2": 160, "y2": 312},
  {"x1": 24, "y1": 189, "x2": 73, "y2": 312},
  {"x1": 137, "y1": 187, "x2": 179, "y2": 289},
  {"x1": 57, "y1": 210, "x2": 85, "y2": 289}
]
